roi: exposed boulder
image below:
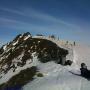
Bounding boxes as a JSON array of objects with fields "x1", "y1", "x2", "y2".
[{"x1": 65, "y1": 60, "x2": 73, "y2": 66}]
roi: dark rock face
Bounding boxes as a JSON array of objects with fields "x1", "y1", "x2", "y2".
[{"x1": 0, "y1": 47, "x2": 4, "y2": 54}]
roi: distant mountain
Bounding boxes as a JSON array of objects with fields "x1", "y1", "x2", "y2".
[{"x1": 0, "y1": 32, "x2": 68, "y2": 90}]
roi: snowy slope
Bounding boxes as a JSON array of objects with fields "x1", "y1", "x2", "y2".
[
  {"x1": 23, "y1": 45, "x2": 90, "y2": 90},
  {"x1": 0, "y1": 52, "x2": 38, "y2": 84},
  {"x1": 0, "y1": 34, "x2": 69, "y2": 89},
  {"x1": 1, "y1": 34, "x2": 90, "y2": 90}
]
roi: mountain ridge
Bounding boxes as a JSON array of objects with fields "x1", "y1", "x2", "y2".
[{"x1": 0, "y1": 32, "x2": 69, "y2": 90}]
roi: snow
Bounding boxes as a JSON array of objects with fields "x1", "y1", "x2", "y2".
[
  {"x1": 13, "y1": 40, "x2": 18, "y2": 46},
  {"x1": 0, "y1": 52, "x2": 38, "y2": 84},
  {"x1": 24, "y1": 35, "x2": 30, "y2": 40},
  {"x1": 22, "y1": 45, "x2": 90, "y2": 90},
  {"x1": 1, "y1": 36, "x2": 90, "y2": 90},
  {"x1": 2, "y1": 64, "x2": 8, "y2": 70},
  {"x1": 33, "y1": 36, "x2": 44, "y2": 38},
  {"x1": 11, "y1": 53, "x2": 24, "y2": 67},
  {"x1": 19, "y1": 35, "x2": 23, "y2": 38},
  {"x1": 3, "y1": 45, "x2": 7, "y2": 51},
  {"x1": 23, "y1": 62, "x2": 83, "y2": 90},
  {"x1": 38, "y1": 41, "x2": 40, "y2": 43},
  {"x1": 73, "y1": 45, "x2": 90, "y2": 69}
]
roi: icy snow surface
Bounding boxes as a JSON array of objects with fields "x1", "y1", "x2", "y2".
[
  {"x1": 24, "y1": 35, "x2": 31, "y2": 40},
  {"x1": 23, "y1": 45, "x2": 90, "y2": 90}
]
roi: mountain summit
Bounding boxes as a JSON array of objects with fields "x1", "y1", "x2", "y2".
[{"x1": 0, "y1": 32, "x2": 68, "y2": 90}]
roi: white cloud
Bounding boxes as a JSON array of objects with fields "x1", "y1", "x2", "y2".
[
  {"x1": 0, "y1": 17, "x2": 57, "y2": 34},
  {"x1": 0, "y1": 7, "x2": 76, "y2": 27},
  {"x1": 0, "y1": 7, "x2": 83, "y2": 32},
  {"x1": 0, "y1": 7, "x2": 88, "y2": 39}
]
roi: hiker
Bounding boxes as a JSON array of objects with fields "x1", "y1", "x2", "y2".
[{"x1": 80, "y1": 63, "x2": 90, "y2": 79}]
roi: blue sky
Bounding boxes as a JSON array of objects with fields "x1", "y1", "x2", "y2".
[{"x1": 0, "y1": 0, "x2": 90, "y2": 45}]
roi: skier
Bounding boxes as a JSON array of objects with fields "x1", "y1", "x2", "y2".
[{"x1": 80, "y1": 63, "x2": 90, "y2": 79}]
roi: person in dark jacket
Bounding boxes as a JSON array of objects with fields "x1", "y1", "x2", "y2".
[{"x1": 80, "y1": 63, "x2": 90, "y2": 79}]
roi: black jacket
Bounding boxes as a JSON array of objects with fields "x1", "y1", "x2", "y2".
[{"x1": 80, "y1": 68, "x2": 90, "y2": 79}]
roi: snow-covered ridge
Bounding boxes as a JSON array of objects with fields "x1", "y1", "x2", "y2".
[
  {"x1": 1, "y1": 32, "x2": 90, "y2": 90},
  {"x1": 0, "y1": 32, "x2": 69, "y2": 89}
]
